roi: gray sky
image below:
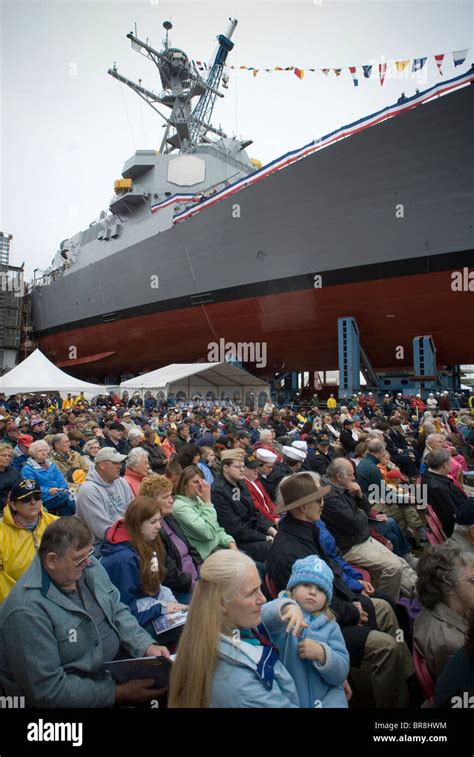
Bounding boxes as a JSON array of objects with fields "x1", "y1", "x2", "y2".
[{"x1": 1, "y1": 0, "x2": 472, "y2": 276}]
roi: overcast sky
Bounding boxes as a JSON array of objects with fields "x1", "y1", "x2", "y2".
[{"x1": 1, "y1": 0, "x2": 472, "y2": 276}]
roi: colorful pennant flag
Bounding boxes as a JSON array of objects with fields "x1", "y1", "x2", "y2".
[
  {"x1": 252, "y1": 69, "x2": 259, "y2": 77},
  {"x1": 379, "y1": 62, "x2": 387, "y2": 86},
  {"x1": 395, "y1": 60, "x2": 410, "y2": 72},
  {"x1": 321, "y1": 69, "x2": 330, "y2": 76},
  {"x1": 434, "y1": 54, "x2": 445, "y2": 75},
  {"x1": 412, "y1": 58, "x2": 427, "y2": 72},
  {"x1": 453, "y1": 49, "x2": 468, "y2": 66},
  {"x1": 362, "y1": 65, "x2": 372, "y2": 78},
  {"x1": 333, "y1": 68, "x2": 342, "y2": 77},
  {"x1": 349, "y1": 66, "x2": 359, "y2": 86},
  {"x1": 294, "y1": 67, "x2": 304, "y2": 79}
]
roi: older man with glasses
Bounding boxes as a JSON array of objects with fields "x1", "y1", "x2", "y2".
[
  {"x1": 0, "y1": 517, "x2": 170, "y2": 708},
  {"x1": 211, "y1": 449, "x2": 276, "y2": 561}
]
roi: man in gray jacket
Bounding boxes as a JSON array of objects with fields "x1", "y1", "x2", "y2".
[
  {"x1": 0, "y1": 518, "x2": 169, "y2": 707},
  {"x1": 76, "y1": 447, "x2": 133, "y2": 543}
]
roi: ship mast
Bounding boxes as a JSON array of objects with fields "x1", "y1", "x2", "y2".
[{"x1": 107, "y1": 19, "x2": 237, "y2": 154}]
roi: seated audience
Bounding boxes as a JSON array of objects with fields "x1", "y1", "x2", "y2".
[
  {"x1": 0, "y1": 479, "x2": 57, "y2": 602},
  {"x1": 0, "y1": 442, "x2": 21, "y2": 512},
  {"x1": 173, "y1": 465, "x2": 237, "y2": 560},
  {"x1": 21, "y1": 440, "x2": 75, "y2": 516},
  {"x1": 0, "y1": 517, "x2": 170, "y2": 707},
  {"x1": 414, "y1": 546, "x2": 474, "y2": 680},
  {"x1": 100, "y1": 496, "x2": 188, "y2": 637},
  {"x1": 169, "y1": 550, "x2": 301, "y2": 708},
  {"x1": 76, "y1": 448, "x2": 133, "y2": 544}
]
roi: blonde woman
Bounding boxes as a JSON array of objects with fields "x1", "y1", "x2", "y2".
[{"x1": 169, "y1": 550, "x2": 302, "y2": 708}]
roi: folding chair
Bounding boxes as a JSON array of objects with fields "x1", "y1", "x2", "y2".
[
  {"x1": 265, "y1": 573, "x2": 278, "y2": 599},
  {"x1": 426, "y1": 505, "x2": 447, "y2": 541},
  {"x1": 412, "y1": 646, "x2": 435, "y2": 706},
  {"x1": 426, "y1": 513, "x2": 445, "y2": 545}
]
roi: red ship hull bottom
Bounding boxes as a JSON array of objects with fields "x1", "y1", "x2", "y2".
[{"x1": 37, "y1": 271, "x2": 473, "y2": 380}]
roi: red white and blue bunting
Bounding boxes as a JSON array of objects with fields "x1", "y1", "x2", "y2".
[{"x1": 162, "y1": 69, "x2": 473, "y2": 225}]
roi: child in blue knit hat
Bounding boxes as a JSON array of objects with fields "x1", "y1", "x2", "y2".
[{"x1": 261, "y1": 555, "x2": 350, "y2": 708}]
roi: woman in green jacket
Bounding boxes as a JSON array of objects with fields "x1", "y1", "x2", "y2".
[{"x1": 173, "y1": 466, "x2": 237, "y2": 560}]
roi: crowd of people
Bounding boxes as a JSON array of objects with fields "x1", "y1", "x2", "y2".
[{"x1": 0, "y1": 386, "x2": 473, "y2": 709}]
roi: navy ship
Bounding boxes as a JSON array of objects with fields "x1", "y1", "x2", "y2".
[{"x1": 31, "y1": 20, "x2": 474, "y2": 380}]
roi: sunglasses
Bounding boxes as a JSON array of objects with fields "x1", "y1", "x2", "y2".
[{"x1": 16, "y1": 493, "x2": 42, "y2": 504}]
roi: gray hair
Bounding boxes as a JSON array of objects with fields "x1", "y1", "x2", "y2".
[
  {"x1": 128, "y1": 427, "x2": 145, "y2": 442},
  {"x1": 367, "y1": 438, "x2": 385, "y2": 454},
  {"x1": 126, "y1": 447, "x2": 149, "y2": 470},
  {"x1": 259, "y1": 429, "x2": 273, "y2": 442},
  {"x1": 454, "y1": 524, "x2": 471, "y2": 536},
  {"x1": 83, "y1": 439, "x2": 101, "y2": 455},
  {"x1": 426, "y1": 448, "x2": 451, "y2": 470},
  {"x1": 416, "y1": 546, "x2": 474, "y2": 608},
  {"x1": 426, "y1": 433, "x2": 445, "y2": 448},
  {"x1": 326, "y1": 458, "x2": 352, "y2": 481},
  {"x1": 39, "y1": 517, "x2": 92, "y2": 561},
  {"x1": 51, "y1": 433, "x2": 68, "y2": 449},
  {"x1": 28, "y1": 440, "x2": 51, "y2": 458},
  {"x1": 367, "y1": 429, "x2": 384, "y2": 439}
]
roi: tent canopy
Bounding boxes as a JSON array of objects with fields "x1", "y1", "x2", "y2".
[
  {"x1": 0, "y1": 349, "x2": 105, "y2": 396},
  {"x1": 120, "y1": 362, "x2": 269, "y2": 400}
]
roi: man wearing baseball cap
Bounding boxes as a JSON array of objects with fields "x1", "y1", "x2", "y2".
[
  {"x1": 76, "y1": 448, "x2": 133, "y2": 544},
  {"x1": 304, "y1": 433, "x2": 336, "y2": 476},
  {"x1": 211, "y1": 449, "x2": 277, "y2": 561},
  {"x1": 11, "y1": 434, "x2": 33, "y2": 472},
  {"x1": 267, "y1": 471, "x2": 415, "y2": 707}
]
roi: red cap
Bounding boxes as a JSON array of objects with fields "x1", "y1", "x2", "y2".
[{"x1": 18, "y1": 434, "x2": 33, "y2": 447}]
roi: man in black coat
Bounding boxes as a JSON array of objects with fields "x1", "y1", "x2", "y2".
[
  {"x1": 266, "y1": 471, "x2": 414, "y2": 707},
  {"x1": 211, "y1": 449, "x2": 276, "y2": 561},
  {"x1": 304, "y1": 433, "x2": 336, "y2": 476},
  {"x1": 339, "y1": 419, "x2": 358, "y2": 455},
  {"x1": 422, "y1": 449, "x2": 472, "y2": 536}
]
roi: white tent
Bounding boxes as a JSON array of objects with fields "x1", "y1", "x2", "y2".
[
  {"x1": 0, "y1": 349, "x2": 105, "y2": 396},
  {"x1": 120, "y1": 362, "x2": 270, "y2": 404}
]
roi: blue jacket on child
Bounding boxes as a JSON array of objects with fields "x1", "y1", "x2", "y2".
[{"x1": 261, "y1": 597, "x2": 350, "y2": 708}]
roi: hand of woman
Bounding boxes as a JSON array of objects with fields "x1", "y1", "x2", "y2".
[
  {"x1": 165, "y1": 603, "x2": 189, "y2": 614},
  {"x1": 281, "y1": 603, "x2": 309, "y2": 637},
  {"x1": 198, "y1": 480, "x2": 211, "y2": 503},
  {"x1": 228, "y1": 542, "x2": 238, "y2": 550}
]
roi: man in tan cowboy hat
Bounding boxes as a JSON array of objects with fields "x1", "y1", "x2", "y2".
[
  {"x1": 267, "y1": 471, "x2": 415, "y2": 708},
  {"x1": 211, "y1": 449, "x2": 277, "y2": 562}
]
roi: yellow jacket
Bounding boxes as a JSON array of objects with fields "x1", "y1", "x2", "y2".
[
  {"x1": 62, "y1": 398, "x2": 75, "y2": 411},
  {"x1": 0, "y1": 505, "x2": 58, "y2": 603},
  {"x1": 327, "y1": 397, "x2": 337, "y2": 409}
]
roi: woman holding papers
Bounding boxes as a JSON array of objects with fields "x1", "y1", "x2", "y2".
[{"x1": 100, "y1": 496, "x2": 188, "y2": 640}]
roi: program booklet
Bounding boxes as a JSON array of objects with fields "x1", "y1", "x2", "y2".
[
  {"x1": 104, "y1": 656, "x2": 172, "y2": 689},
  {"x1": 152, "y1": 610, "x2": 188, "y2": 636}
]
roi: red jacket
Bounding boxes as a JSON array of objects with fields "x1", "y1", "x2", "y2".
[{"x1": 243, "y1": 478, "x2": 278, "y2": 523}]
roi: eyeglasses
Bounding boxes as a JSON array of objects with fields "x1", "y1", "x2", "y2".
[
  {"x1": 230, "y1": 464, "x2": 245, "y2": 470},
  {"x1": 63, "y1": 547, "x2": 95, "y2": 568},
  {"x1": 16, "y1": 494, "x2": 42, "y2": 504}
]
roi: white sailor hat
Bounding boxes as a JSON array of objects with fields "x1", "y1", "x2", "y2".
[
  {"x1": 255, "y1": 448, "x2": 277, "y2": 464},
  {"x1": 282, "y1": 445, "x2": 307, "y2": 462},
  {"x1": 292, "y1": 440, "x2": 308, "y2": 453}
]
